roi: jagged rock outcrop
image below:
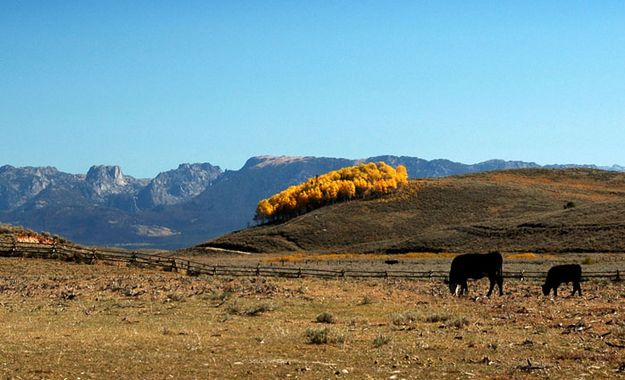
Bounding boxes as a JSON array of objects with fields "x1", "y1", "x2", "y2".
[
  {"x1": 83, "y1": 165, "x2": 148, "y2": 199},
  {"x1": 137, "y1": 163, "x2": 222, "y2": 208},
  {"x1": 85, "y1": 165, "x2": 128, "y2": 194},
  {"x1": 0, "y1": 165, "x2": 79, "y2": 211}
]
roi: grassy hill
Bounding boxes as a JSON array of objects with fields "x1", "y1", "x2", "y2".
[
  {"x1": 0, "y1": 224, "x2": 60, "y2": 244},
  {"x1": 198, "y1": 168, "x2": 625, "y2": 254}
]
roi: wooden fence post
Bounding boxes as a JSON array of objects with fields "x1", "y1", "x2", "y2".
[
  {"x1": 171, "y1": 259, "x2": 177, "y2": 272},
  {"x1": 615, "y1": 270, "x2": 621, "y2": 282}
]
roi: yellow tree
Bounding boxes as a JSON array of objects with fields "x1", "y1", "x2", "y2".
[{"x1": 255, "y1": 162, "x2": 409, "y2": 222}]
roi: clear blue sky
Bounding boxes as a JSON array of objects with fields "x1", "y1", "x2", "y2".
[{"x1": 1, "y1": 1, "x2": 624, "y2": 178}]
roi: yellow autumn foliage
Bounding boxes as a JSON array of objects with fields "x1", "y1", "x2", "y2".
[{"x1": 255, "y1": 162, "x2": 408, "y2": 222}]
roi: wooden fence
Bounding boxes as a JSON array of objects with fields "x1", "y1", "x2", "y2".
[{"x1": 0, "y1": 241, "x2": 622, "y2": 282}]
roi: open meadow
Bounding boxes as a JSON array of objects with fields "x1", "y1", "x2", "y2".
[{"x1": 1, "y1": 255, "x2": 625, "y2": 379}]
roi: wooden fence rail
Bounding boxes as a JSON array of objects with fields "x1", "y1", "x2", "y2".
[{"x1": 0, "y1": 241, "x2": 622, "y2": 282}]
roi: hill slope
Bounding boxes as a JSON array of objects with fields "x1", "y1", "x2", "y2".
[{"x1": 200, "y1": 169, "x2": 625, "y2": 254}]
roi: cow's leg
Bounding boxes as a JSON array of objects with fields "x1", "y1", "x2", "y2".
[
  {"x1": 553, "y1": 286, "x2": 558, "y2": 297},
  {"x1": 487, "y1": 276, "x2": 495, "y2": 297},
  {"x1": 497, "y1": 274, "x2": 504, "y2": 296},
  {"x1": 573, "y1": 281, "x2": 582, "y2": 296},
  {"x1": 454, "y1": 284, "x2": 461, "y2": 296},
  {"x1": 461, "y1": 281, "x2": 468, "y2": 296}
]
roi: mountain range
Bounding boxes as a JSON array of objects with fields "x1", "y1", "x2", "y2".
[{"x1": 0, "y1": 155, "x2": 623, "y2": 249}]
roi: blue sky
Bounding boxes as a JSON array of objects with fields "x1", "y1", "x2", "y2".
[{"x1": 1, "y1": 1, "x2": 624, "y2": 178}]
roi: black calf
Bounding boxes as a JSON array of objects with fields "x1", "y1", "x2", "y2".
[{"x1": 542, "y1": 264, "x2": 582, "y2": 297}]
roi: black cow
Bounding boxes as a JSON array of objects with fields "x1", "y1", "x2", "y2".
[
  {"x1": 448, "y1": 252, "x2": 504, "y2": 296},
  {"x1": 542, "y1": 264, "x2": 582, "y2": 297}
]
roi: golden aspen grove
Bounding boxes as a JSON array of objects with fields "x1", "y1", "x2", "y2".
[{"x1": 255, "y1": 162, "x2": 408, "y2": 223}]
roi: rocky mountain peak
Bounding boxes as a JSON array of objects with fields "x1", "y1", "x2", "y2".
[
  {"x1": 83, "y1": 165, "x2": 137, "y2": 199},
  {"x1": 0, "y1": 165, "x2": 61, "y2": 178},
  {"x1": 86, "y1": 165, "x2": 126, "y2": 186},
  {"x1": 0, "y1": 165, "x2": 73, "y2": 211},
  {"x1": 137, "y1": 162, "x2": 223, "y2": 208},
  {"x1": 242, "y1": 155, "x2": 313, "y2": 170}
]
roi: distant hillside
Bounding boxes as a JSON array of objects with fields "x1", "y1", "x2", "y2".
[
  {"x1": 1, "y1": 157, "x2": 624, "y2": 249},
  {"x1": 0, "y1": 223, "x2": 71, "y2": 245},
  {"x1": 200, "y1": 169, "x2": 625, "y2": 254}
]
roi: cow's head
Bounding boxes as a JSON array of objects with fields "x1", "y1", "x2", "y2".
[{"x1": 448, "y1": 280, "x2": 460, "y2": 295}]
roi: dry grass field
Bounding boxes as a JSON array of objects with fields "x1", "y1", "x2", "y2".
[{"x1": 1, "y1": 256, "x2": 624, "y2": 379}]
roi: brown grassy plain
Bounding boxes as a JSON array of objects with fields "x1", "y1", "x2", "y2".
[{"x1": 1, "y1": 256, "x2": 625, "y2": 379}]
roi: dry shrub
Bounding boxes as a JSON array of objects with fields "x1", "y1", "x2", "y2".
[
  {"x1": 306, "y1": 327, "x2": 329, "y2": 344},
  {"x1": 244, "y1": 303, "x2": 274, "y2": 316},
  {"x1": 203, "y1": 289, "x2": 232, "y2": 302},
  {"x1": 226, "y1": 302, "x2": 242, "y2": 315},
  {"x1": 227, "y1": 301, "x2": 275, "y2": 316},
  {"x1": 373, "y1": 334, "x2": 391, "y2": 348},
  {"x1": 359, "y1": 295, "x2": 374, "y2": 305},
  {"x1": 165, "y1": 293, "x2": 185, "y2": 302},
  {"x1": 316, "y1": 312, "x2": 336, "y2": 324},
  {"x1": 248, "y1": 278, "x2": 278, "y2": 295},
  {"x1": 448, "y1": 317, "x2": 470, "y2": 329},
  {"x1": 424, "y1": 313, "x2": 468, "y2": 328},
  {"x1": 305, "y1": 327, "x2": 345, "y2": 345},
  {"x1": 581, "y1": 256, "x2": 594, "y2": 265},
  {"x1": 425, "y1": 313, "x2": 450, "y2": 323},
  {"x1": 58, "y1": 289, "x2": 77, "y2": 301},
  {"x1": 391, "y1": 311, "x2": 419, "y2": 326}
]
